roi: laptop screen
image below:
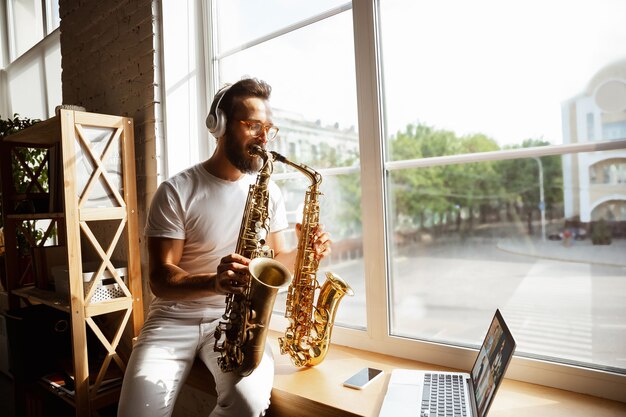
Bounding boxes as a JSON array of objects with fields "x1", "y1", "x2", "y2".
[{"x1": 470, "y1": 309, "x2": 516, "y2": 417}]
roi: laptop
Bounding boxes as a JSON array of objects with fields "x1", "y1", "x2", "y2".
[{"x1": 379, "y1": 309, "x2": 516, "y2": 417}]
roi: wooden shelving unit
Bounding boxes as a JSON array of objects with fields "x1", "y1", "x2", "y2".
[{"x1": 0, "y1": 109, "x2": 144, "y2": 416}]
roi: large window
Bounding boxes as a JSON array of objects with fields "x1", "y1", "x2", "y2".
[
  {"x1": 379, "y1": 0, "x2": 626, "y2": 376},
  {"x1": 210, "y1": 0, "x2": 365, "y2": 328},
  {"x1": 175, "y1": 0, "x2": 626, "y2": 400}
]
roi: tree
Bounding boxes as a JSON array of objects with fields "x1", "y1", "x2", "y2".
[
  {"x1": 388, "y1": 124, "x2": 505, "y2": 235},
  {"x1": 387, "y1": 124, "x2": 564, "y2": 240},
  {"x1": 500, "y1": 139, "x2": 563, "y2": 235}
]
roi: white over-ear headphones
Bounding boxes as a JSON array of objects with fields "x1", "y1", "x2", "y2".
[{"x1": 206, "y1": 85, "x2": 232, "y2": 138}]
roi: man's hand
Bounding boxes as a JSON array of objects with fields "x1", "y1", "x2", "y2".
[
  {"x1": 214, "y1": 253, "x2": 251, "y2": 294},
  {"x1": 296, "y1": 223, "x2": 332, "y2": 261}
]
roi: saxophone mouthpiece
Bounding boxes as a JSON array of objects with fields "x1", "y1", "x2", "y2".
[{"x1": 249, "y1": 145, "x2": 265, "y2": 157}]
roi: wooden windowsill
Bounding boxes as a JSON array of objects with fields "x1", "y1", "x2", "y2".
[{"x1": 186, "y1": 331, "x2": 626, "y2": 417}]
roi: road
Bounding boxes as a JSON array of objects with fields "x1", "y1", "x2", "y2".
[{"x1": 318, "y1": 237, "x2": 626, "y2": 372}]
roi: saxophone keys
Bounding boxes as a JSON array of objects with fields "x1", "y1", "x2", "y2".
[
  {"x1": 309, "y1": 346, "x2": 322, "y2": 358},
  {"x1": 313, "y1": 309, "x2": 327, "y2": 323},
  {"x1": 246, "y1": 329, "x2": 255, "y2": 342},
  {"x1": 295, "y1": 352, "x2": 308, "y2": 366}
]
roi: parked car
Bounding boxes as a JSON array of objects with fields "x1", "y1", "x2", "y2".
[{"x1": 548, "y1": 227, "x2": 587, "y2": 241}]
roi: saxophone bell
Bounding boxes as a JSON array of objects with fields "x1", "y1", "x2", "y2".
[
  {"x1": 233, "y1": 257, "x2": 291, "y2": 376},
  {"x1": 248, "y1": 257, "x2": 292, "y2": 289}
]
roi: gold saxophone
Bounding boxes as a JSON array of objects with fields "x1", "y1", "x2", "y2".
[
  {"x1": 214, "y1": 145, "x2": 292, "y2": 376},
  {"x1": 272, "y1": 152, "x2": 354, "y2": 367}
]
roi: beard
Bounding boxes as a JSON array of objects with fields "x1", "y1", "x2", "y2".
[{"x1": 224, "y1": 136, "x2": 263, "y2": 174}]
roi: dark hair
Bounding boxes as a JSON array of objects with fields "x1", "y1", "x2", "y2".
[{"x1": 209, "y1": 78, "x2": 272, "y2": 126}]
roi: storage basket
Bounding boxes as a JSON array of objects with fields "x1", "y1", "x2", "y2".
[{"x1": 52, "y1": 261, "x2": 127, "y2": 303}]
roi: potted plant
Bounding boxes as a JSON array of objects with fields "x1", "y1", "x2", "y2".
[
  {"x1": 1, "y1": 114, "x2": 43, "y2": 288},
  {"x1": 1, "y1": 113, "x2": 45, "y2": 194}
]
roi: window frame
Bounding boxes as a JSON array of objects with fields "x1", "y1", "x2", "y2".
[
  {"x1": 199, "y1": 0, "x2": 626, "y2": 402},
  {"x1": 4, "y1": 0, "x2": 60, "y2": 63}
]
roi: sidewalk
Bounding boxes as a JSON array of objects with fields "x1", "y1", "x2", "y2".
[{"x1": 497, "y1": 237, "x2": 626, "y2": 267}]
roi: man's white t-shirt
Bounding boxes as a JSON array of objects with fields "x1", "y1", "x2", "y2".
[{"x1": 145, "y1": 163, "x2": 288, "y2": 317}]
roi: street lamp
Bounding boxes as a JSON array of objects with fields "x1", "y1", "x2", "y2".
[{"x1": 532, "y1": 157, "x2": 546, "y2": 242}]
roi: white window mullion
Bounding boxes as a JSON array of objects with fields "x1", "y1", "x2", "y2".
[
  {"x1": 6, "y1": 0, "x2": 16, "y2": 61},
  {"x1": 203, "y1": 0, "x2": 219, "y2": 98},
  {"x1": 351, "y1": 0, "x2": 388, "y2": 342},
  {"x1": 40, "y1": 0, "x2": 47, "y2": 36}
]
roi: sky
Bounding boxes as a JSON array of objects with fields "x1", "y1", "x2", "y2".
[
  {"x1": 377, "y1": 0, "x2": 626, "y2": 145},
  {"x1": 216, "y1": 0, "x2": 626, "y2": 147}
]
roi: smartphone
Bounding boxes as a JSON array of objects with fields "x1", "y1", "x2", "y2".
[{"x1": 343, "y1": 367, "x2": 384, "y2": 390}]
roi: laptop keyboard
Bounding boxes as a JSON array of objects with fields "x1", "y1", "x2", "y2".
[{"x1": 420, "y1": 373, "x2": 468, "y2": 417}]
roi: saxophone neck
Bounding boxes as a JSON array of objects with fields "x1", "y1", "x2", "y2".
[{"x1": 270, "y1": 151, "x2": 322, "y2": 186}]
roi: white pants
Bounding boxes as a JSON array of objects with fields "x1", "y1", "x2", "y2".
[{"x1": 118, "y1": 312, "x2": 273, "y2": 417}]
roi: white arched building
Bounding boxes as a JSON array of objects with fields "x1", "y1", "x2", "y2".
[{"x1": 561, "y1": 60, "x2": 626, "y2": 224}]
